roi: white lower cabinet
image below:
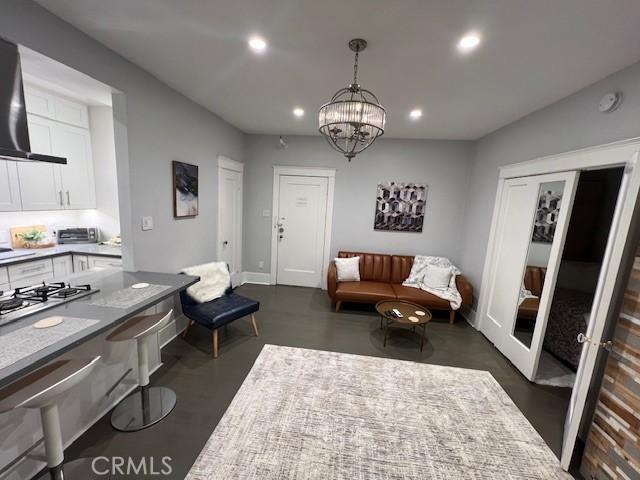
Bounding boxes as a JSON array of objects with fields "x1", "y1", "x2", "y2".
[
  {"x1": 0, "y1": 283, "x2": 9, "y2": 293},
  {"x1": 8, "y1": 258, "x2": 54, "y2": 286},
  {"x1": 87, "y1": 255, "x2": 122, "y2": 269},
  {"x1": 72, "y1": 254, "x2": 89, "y2": 272},
  {"x1": 52, "y1": 255, "x2": 74, "y2": 278},
  {"x1": 0, "y1": 267, "x2": 8, "y2": 286}
]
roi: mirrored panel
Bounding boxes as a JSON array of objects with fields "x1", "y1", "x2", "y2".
[{"x1": 512, "y1": 181, "x2": 566, "y2": 348}]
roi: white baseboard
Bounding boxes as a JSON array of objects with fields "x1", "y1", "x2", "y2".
[
  {"x1": 460, "y1": 305, "x2": 478, "y2": 329},
  {"x1": 240, "y1": 272, "x2": 272, "y2": 285}
]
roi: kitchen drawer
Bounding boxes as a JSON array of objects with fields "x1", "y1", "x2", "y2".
[
  {"x1": 8, "y1": 258, "x2": 54, "y2": 283},
  {"x1": 88, "y1": 255, "x2": 122, "y2": 269},
  {"x1": 0, "y1": 267, "x2": 7, "y2": 285}
]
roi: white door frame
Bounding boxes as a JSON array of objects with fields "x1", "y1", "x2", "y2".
[
  {"x1": 270, "y1": 166, "x2": 336, "y2": 288},
  {"x1": 476, "y1": 137, "x2": 640, "y2": 469},
  {"x1": 217, "y1": 155, "x2": 243, "y2": 284}
]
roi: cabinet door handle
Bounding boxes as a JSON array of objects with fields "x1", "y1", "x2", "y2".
[
  {"x1": 66, "y1": 191, "x2": 70, "y2": 206},
  {"x1": 59, "y1": 191, "x2": 64, "y2": 206}
]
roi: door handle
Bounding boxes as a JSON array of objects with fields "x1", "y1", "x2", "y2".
[
  {"x1": 577, "y1": 333, "x2": 612, "y2": 351},
  {"x1": 66, "y1": 190, "x2": 70, "y2": 206},
  {"x1": 223, "y1": 241, "x2": 228, "y2": 246},
  {"x1": 59, "y1": 191, "x2": 64, "y2": 207},
  {"x1": 279, "y1": 235, "x2": 284, "y2": 240}
]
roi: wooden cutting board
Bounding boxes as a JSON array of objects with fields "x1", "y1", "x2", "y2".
[{"x1": 10, "y1": 225, "x2": 55, "y2": 249}]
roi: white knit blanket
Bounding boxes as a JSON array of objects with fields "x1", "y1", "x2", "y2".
[
  {"x1": 182, "y1": 261, "x2": 230, "y2": 303},
  {"x1": 402, "y1": 255, "x2": 463, "y2": 310}
]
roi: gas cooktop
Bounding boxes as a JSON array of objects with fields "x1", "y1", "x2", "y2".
[{"x1": 0, "y1": 281, "x2": 99, "y2": 326}]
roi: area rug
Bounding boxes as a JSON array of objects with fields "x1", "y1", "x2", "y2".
[{"x1": 187, "y1": 345, "x2": 571, "y2": 479}]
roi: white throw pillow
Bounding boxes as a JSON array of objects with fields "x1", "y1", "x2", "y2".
[
  {"x1": 334, "y1": 257, "x2": 361, "y2": 282},
  {"x1": 182, "y1": 261, "x2": 230, "y2": 303},
  {"x1": 423, "y1": 265, "x2": 452, "y2": 289}
]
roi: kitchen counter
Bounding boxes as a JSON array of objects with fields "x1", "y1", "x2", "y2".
[
  {"x1": 0, "y1": 244, "x2": 122, "y2": 267},
  {"x1": 0, "y1": 269, "x2": 198, "y2": 388}
]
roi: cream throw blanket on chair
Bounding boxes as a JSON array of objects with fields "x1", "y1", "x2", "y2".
[
  {"x1": 402, "y1": 255, "x2": 463, "y2": 310},
  {"x1": 182, "y1": 261, "x2": 230, "y2": 303}
]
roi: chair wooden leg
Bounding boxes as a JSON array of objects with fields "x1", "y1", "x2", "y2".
[
  {"x1": 449, "y1": 310, "x2": 456, "y2": 324},
  {"x1": 335, "y1": 301, "x2": 342, "y2": 312},
  {"x1": 250, "y1": 314, "x2": 259, "y2": 336},
  {"x1": 182, "y1": 320, "x2": 193, "y2": 338},
  {"x1": 212, "y1": 329, "x2": 219, "y2": 358}
]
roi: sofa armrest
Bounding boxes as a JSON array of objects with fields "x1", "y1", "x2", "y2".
[
  {"x1": 327, "y1": 261, "x2": 338, "y2": 300},
  {"x1": 456, "y1": 275, "x2": 474, "y2": 308}
]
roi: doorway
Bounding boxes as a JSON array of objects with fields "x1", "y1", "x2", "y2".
[
  {"x1": 217, "y1": 155, "x2": 243, "y2": 286},
  {"x1": 476, "y1": 140, "x2": 640, "y2": 470},
  {"x1": 270, "y1": 166, "x2": 335, "y2": 288}
]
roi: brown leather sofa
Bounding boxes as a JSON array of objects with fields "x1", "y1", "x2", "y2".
[
  {"x1": 327, "y1": 251, "x2": 473, "y2": 323},
  {"x1": 518, "y1": 266, "x2": 546, "y2": 320}
]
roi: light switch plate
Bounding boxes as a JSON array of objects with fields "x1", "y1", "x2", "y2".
[
  {"x1": 142, "y1": 216, "x2": 153, "y2": 231},
  {"x1": 262, "y1": 209, "x2": 270, "y2": 217}
]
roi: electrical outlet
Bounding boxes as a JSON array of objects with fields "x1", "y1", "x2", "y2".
[
  {"x1": 142, "y1": 216, "x2": 153, "y2": 231},
  {"x1": 258, "y1": 261, "x2": 264, "y2": 269}
]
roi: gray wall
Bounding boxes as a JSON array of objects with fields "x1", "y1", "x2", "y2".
[
  {"x1": 460, "y1": 60, "x2": 640, "y2": 307},
  {"x1": 243, "y1": 135, "x2": 474, "y2": 274},
  {"x1": 0, "y1": 0, "x2": 244, "y2": 273}
]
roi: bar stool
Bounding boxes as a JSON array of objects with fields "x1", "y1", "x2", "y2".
[
  {"x1": 0, "y1": 357, "x2": 103, "y2": 480},
  {"x1": 107, "y1": 309, "x2": 175, "y2": 432}
]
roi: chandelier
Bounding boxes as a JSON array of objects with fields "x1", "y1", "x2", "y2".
[{"x1": 318, "y1": 39, "x2": 386, "y2": 161}]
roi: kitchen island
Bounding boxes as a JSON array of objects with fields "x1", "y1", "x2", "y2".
[
  {"x1": 0, "y1": 269, "x2": 198, "y2": 388},
  {"x1": 0, "y1": 268, "x2": 199, "y2": 479}
]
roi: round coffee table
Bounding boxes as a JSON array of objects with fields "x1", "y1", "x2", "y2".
[{"x1": 375, "y1": 300, "x2": 433, "y2": 351}]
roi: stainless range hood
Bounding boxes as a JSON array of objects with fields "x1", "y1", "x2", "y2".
[{"x1": 0, "y1": 38, "x2": 66, "y2": 164}]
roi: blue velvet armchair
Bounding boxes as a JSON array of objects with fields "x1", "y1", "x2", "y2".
[{"x1": 180, "y1": 282, "x2": 259, "y2": 358}]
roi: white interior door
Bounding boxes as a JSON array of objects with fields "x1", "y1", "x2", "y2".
[
  {"x1": 276, "y1": 175, "x2": 328, "y2": 288},
  {"x1": 560, "y1": 154, "x2": 640, "y2": 469},
  {"x1": 480, "y1": 171, "x2": 578, "y2": 379},
  {"x1": 218, "y1": 166, "x2": 243, "y2": 283}
]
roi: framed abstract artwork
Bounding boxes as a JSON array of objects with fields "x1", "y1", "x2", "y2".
[
  {"x1": 374, "y1": 182, "x2": 427, "y2": 232},
  {"x1": 172, "y1": 161, "x2": 199, "y2": 218}
]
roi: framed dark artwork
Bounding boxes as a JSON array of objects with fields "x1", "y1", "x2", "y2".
[
  {"x1": 531, "y1": 188, "x2": 563, "y2": 243},
  {"x1": 374, "y1": 182, "x2": 427, "y2": 232},
  {"x1": 172, "y1": 161, "x2": 199, "y2": 218}
]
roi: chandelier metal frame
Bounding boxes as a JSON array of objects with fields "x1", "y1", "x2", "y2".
[{"x1": 318, "y1": 39, "x2": 386, "y2": 161}]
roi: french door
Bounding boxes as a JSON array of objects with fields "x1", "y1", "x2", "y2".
[{"x1": 480, "y1": 171, "x2": 578, "y2": 380}]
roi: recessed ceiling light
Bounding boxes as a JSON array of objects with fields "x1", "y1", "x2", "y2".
[
  {"x1": 248, "y1": 36, "x2": 267, "y2": 53},
  {"x1": 293, "y1": 107, "x2": 304, "y2": 117},
  {"x1": 409, "y1": 109, "x2": 423, "y2": 120},
  {"x1": 457, "y1": 33, "x2": 481, "y2": 52}
]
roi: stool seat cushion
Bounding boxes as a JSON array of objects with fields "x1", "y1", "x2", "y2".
[
  {"x1": 107, "y1": 311, "x2": 172, "y2": 342},
  {"x1": 182, "y1": 293, "x2": 259, "y2": 330},
  {"x1": 0, "y1": 358, "x2": 100, "y2": 413}
]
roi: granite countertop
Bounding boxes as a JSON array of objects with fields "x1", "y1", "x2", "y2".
[
  {"x1": 0, "y1": 244, "x2": 122, "y2": 267},
  {"x1": 0, "y1": 269, "x2": 199, "y2": 388}
]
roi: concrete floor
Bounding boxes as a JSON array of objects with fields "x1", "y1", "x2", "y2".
[{"x1": 67, "y1": 284, "x2": 574, "y2": 479}]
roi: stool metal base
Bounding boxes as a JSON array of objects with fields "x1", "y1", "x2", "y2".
[
  {"x1": 35, "y1": 457, "x2": 111, "y2": 480},
  {"x1": 111, "y1": 386, "x2": 176, "y2": 432}
]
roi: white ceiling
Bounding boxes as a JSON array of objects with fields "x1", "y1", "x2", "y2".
[{"x1": 36, "y1": 0, "x2": 640, "y2": 139}]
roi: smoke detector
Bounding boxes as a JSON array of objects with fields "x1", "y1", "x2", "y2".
[{"x1": 599, "y1": 92, "x2": 622, "y2": 113}]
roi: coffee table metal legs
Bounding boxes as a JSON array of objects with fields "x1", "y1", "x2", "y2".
[{"x1": 383, "y1": 320, "x2": 427, "y2": 352}]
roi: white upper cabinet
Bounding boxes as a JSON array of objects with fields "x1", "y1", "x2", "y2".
[
  {"x1": 19, "y1": 115, "x2": 64, "y2": 211},
  {"x1": 53, "y1": 123, "x2": 95, "y2": 209},
  {"x1": 24, "y1": 86, "x2": 89, "y2": 128},
  {"x1": 17, "y1": 87, "x2": 97, "y2": 211},
  {"x1": 0, "y1": 161, "x2": 22, "y2": 211}
]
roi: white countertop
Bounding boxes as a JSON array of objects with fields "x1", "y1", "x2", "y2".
[{"x1": 0, "y1": 244, "x2": 122, "y2": 267}]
